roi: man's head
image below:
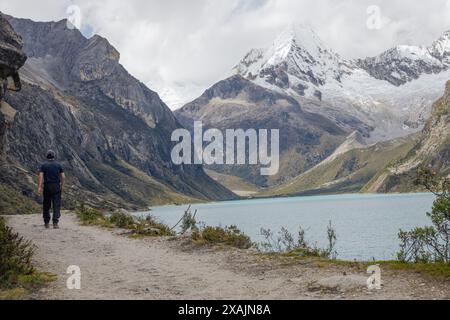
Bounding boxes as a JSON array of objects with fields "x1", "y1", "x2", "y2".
[{"x1": 46, "y1": 150, "x2": 56, "y2": 160}]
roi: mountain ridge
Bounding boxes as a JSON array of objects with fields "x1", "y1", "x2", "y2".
[
  {"x1": 176, "y1": 74, "x2": 349, "y2": 187},
  {"x1": 0, "y1": 13, "x2": 236, "y2": 213},
  {"x1": 233, "y1": 24, "x2": 450, "y2": 142},
  {"x1": 176, "y1": 23, "x2": 450, "y2": 192},
  {"x1": 363, "y1": 81, "x2": 450, "y2": 193}
]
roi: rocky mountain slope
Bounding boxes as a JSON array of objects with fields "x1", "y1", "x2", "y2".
[
  {"x1": 0, "y1": 12, "x2": 26, "y2": 158},
  {"x1": 176, "y1": 75, "x2": 351, "y2": 187},
  {"x1": 264, "y1": 134, "x2": 418, "y2": 197},
  {"x1": 0, "y1": 13, "x2": 235, "y2": 213},
  {"x1": 0, "y1": 12, "x2": 39, "y2": 214},
  {"x1": 364, "y1": 81, "x2": 450, "y2": 193}
]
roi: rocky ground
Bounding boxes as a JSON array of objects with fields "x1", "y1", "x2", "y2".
[{"x1": 5, "y1": 213, "x2": 449, "y2": 300}]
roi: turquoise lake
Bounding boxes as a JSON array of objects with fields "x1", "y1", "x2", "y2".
[{"x1": 137, "y1": 193, "x2": 434, "y2": 261}]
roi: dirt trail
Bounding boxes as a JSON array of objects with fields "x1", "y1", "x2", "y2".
[{"x1": 5, "y1": 213, "x2": 449, "y2": 300}]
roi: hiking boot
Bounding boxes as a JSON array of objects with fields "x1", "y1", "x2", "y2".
[
  {"x1": 53, "y1": 223, "x2": 59, "y2": 229},
  {"x1": 45, "y1": 223, "x2": 50, "y2": 229}
]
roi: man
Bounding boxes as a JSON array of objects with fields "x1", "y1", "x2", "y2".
[{"x1": 37, "y1": 150, "x2": 65, "y2": 229}]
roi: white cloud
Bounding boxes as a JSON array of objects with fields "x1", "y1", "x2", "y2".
[{"x1": 2, "y1": 0, "x2": 450, "y2": 109}]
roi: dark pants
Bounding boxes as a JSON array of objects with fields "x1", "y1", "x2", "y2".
[{"x1": 43, "y1": 183, "x2": 62, "y2": 224}]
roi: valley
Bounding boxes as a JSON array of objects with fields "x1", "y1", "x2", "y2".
[
  {"x1": 0, "y1": 5, "x2": 448, "y2": 303},
  {"x1": 0, "y1": 13, "x2": 449, "y2": 211},
  {"x1": 176, "y1": 24, "x2": 450, "y2": 197}
]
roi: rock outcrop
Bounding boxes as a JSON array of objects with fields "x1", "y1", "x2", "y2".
[
  {"x1": 0, "y1": 12, "x2": 26, "y2": 161},
  {"x1": 364, "y1": 81, "x2": 450, "y2": 192},
  {"x1": 0, "y1": 13, "x2": 26, "y2": 78}
]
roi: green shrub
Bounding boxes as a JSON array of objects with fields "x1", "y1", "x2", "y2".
[
  {"x1": 132, "y1": 215, "x2": 175, "y2": 237},
  {"x1": 75, "y1": 203, "x2": 106, "y2": 225},
  {"x1": 258, "y1": 222, "x2": 338, "y2": 259},
  {"x1": 398, "y1": 168, "x2": 450, "y2": 263},
  {"x1": 0, "y1": 217, "x2": 35, "y2": 287},
  {"x1": 192, "y1": 225, "x2": 252, "y2": 249},
  {"x1": 180, "y1": 206, "x2": 198, "y2": 234},
  {"x1": 0, "y1": 217, "x2": 54, "y2": 298},
  {"x1": 109, "y1": 211, "x2": 136, "y2": 229},
  {"x1": 75, "y1": 204, "x2": 174, "y2": 237}
]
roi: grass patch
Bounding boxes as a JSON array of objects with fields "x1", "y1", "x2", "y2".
[
  {"x1": 330, "y1": 260, "x2": 450, "y2": 279},
  {"x1": 108, "y1": 210, "x2": 135, "y2": 229},
  {"x1": 192, "y1": 225, "x2": 252, "y2": 249},
  {"x1": 0, "y1": 185, "x2": 39, "y2": 215},
  {"x1": 0, "y1": 216, "x2": 55, "y2": 299},
  {"x1": 0, "y1": 272, "x2": 56, "y2": 300},
  {"x1": 75, "y1": 204, "x2": 113, "y2": 227},
  {"x1": 258, "y1": 249, "x2": 450, "y2": 280},
  {"x1": 75, "y1": 204, "x2": 174, "y2": 237},
  {"x1": 377, "y1": 261, "x2": 450, "y2": 279},
  {"x1": 281, "y1": 248, "x2": 330, "y2": 259}
]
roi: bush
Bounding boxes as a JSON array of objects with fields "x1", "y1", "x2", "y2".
[
  {"x1": 75, "y1": 203, "x2": 175, "y2": 237},
  {"x1": 397, "y1": 168, "x2": 450, "y2": 263},
  {"x1": 258, "y1": 221, "x2": 338, "y2": 259},
  {"x1": 75, "y1": 204, "x2": 106, "y2": 225},
  {"x1": 192, "y1": 225, "x2": 252, "y2": 249},
  {"x1": 109, "y1": 211, "x2": 136, "y2": 229},
  {"x1": 131, "y1": 215, "x2": 175, "y2": 237},
  {"x1": 0, "y1": 217, "x2": 55, "y2": 298},
  {"x1": 0, "y1": 217, "x2": 35, "y2": 287},
  {"x1": 180, "y1": 205, "x2": 198, "y2": 234}
]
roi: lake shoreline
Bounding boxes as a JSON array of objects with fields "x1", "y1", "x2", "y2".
[
  {"x1": 4, "y1": 213, "x2": 449, "y2": 300},
  {"x1": 140, "y1": 193, "x2": 435, "y2": 261}
]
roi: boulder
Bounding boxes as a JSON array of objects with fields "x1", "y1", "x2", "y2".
[{"x1": 0, "y1": 12, "x2": 27, "y2": 77}]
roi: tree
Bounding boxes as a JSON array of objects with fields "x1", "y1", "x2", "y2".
[{"x1": 397, "y1": 168, "x2": 450, "y2": 263}]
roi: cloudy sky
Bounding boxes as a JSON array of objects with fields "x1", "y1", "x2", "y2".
[{"x1": 2, "y1": 0, "x2": 450, "y2": 108}]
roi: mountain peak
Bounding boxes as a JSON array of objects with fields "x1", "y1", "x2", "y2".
[
  {"x1": 429, "y1": 30, "x2": 450, "y2": 61},
  {"x1": 264, "y1": 23, "x2": 330, "y2": 67},
  {"x1": 234, "y1": 23, "x2": 346, "y2": 96},
  {"x1": 85, "y1": 34, "x2": 120, "y2": 62}
]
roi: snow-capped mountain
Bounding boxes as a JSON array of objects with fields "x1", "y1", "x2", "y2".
[
  {"x1": 176, "y1": 23, "x2": 450, "y2": 190},
  {"x1": 234, "y1": 24, "x2": 353, "y2": 98},
  {"x1": 234, "y1": 24, "x2": 450, "y2": 143},
  {"x1": 358, "y1": 31, "x2": 450, "y2": 86}
]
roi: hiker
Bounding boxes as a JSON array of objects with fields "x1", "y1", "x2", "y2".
[{"x1": 37, "y1": 150, "x2": 65, "y2": 229}]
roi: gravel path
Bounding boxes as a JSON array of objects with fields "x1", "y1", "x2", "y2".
[{"x1": 5, "y1": 213, "x2": 449, "y2": 300}]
